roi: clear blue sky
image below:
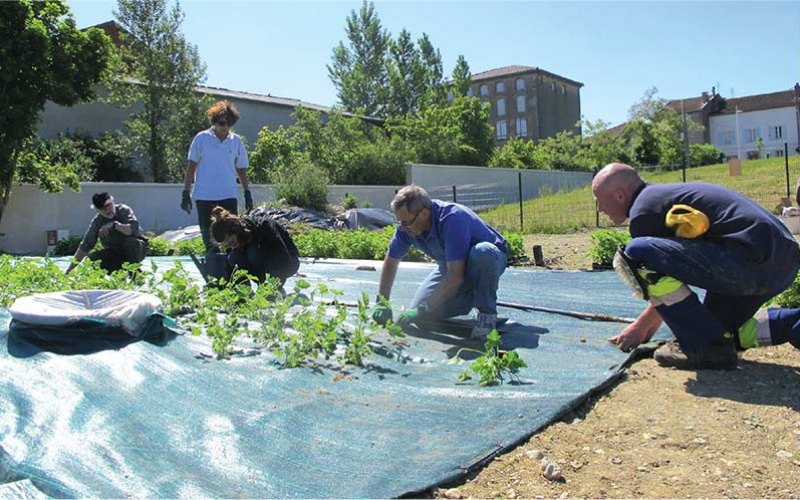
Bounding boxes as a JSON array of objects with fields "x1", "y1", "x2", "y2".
[{"x1": 67, "y1": 0, "x2": 799, "y2": 127}]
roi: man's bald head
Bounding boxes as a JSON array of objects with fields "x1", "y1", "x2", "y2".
[{"x1": 592, "y1": 163, "x2": 644, "y2": 225}]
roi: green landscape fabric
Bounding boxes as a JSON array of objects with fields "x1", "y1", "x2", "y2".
[{"x1": 0, "y1": 257, "x2": 668, "y2": 498}]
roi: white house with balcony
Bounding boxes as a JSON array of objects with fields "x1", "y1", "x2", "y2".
[{"x1": 708, "y1": 86, "x2": 800, "y2": 160}]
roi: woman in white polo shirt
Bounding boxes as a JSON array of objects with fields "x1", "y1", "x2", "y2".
[{"x1": 182, "y1": 100, "x2": 253, "y2": 252}]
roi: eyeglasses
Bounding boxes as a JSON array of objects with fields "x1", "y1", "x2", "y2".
[
  {"x1": 215, "y1": 120, "x2": 229, "y2": 126},
  {"x1": 398, "y1": 209, "x2": 422, "y2": 227}
]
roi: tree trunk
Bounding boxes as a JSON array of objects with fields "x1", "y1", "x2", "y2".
[{"x1": 0, "y1": 151, "x2": 18, "y2": 232}]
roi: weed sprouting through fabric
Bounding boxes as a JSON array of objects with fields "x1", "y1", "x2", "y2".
[
  {"x1": 452, "y1": 330, "x2": 528, "y2": 386},
  {"x1": 0, "y1": 255, "x2": 524, "y2": 386}
]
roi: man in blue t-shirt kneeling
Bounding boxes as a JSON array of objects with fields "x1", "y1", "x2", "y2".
[{"x1": 370, "y1": 185, "x2": 508, "y2": 339}]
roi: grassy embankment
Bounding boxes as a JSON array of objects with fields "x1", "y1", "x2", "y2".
[{"x1": 481, "y1": 156, "x2": 800, "y2": 234}]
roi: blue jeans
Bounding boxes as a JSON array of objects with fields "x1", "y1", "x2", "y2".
[
  {"x1": 625, "y1": 236, "x2": 798, "y2": 349},
  {"x1": 196, "y1": 198, "x2": 237, "y2": 253},
  {"x1": 410, "y1": 242, "x2": 507, "y2": 320}
]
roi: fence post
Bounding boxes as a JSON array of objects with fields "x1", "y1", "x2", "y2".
[
  {"x1": 595, "y1": 200, "x2": 600, "y2": 228},
  {"x1": 452, "y1": 185, "x2": 457, "y2": 203},
  {"x1": 785, "y1": 143, "x2": 791, "y2": 198},
  {"x1": 518, "y1": 171, "x2": 523, "y2": 233},
  {"x1": 593, "y1": 167, "x2": 600, "y2": 228}
]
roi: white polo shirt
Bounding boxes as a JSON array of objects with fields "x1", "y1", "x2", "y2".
[{"x1": 187, "y1": 128, "x2": 249, "y2": 201}]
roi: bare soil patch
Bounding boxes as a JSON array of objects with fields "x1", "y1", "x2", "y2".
[{"x1": 427, "y1": 232, "x2": 800, "y2": 499}]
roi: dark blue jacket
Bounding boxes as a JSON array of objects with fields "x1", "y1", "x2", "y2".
[{"x1": 629, "y1": 182, "x2": 800, "y2": 267}]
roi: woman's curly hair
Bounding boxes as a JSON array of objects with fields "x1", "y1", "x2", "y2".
[
  {"x1": 210, "y1": 206, "x2": 249, "y2": 247},
  {"x1": 206, "y1": 100, "x2": 240, "y2": 126}
]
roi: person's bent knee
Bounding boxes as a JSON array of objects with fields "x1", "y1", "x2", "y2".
[
  {"x1": 468, "y1": 242, "x2": 503, "y2": 264},
  {"x1": 622, "y1": 237, "x2": 662, "y2": 267},
  {"x1": 121, "y1": 237, "x2": 147, "y2": 263}
]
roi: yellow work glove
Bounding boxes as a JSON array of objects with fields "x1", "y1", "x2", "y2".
[{"x1": 665, "y1": 204, "x2": 710, "y2": 239}]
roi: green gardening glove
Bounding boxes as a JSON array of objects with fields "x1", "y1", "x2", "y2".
[
  {"x1": 370, "y1": 301, "x2": 393, "y2": 326},
  {"x1": 395, "y1": 300, "x2": 430, "y2": 329},
  {"x1": 395, "y1": 308, "x2": 421, "y2": 328}
]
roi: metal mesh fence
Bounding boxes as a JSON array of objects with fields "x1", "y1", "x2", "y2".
[{"x1": 422, "y1": 150, "x2": 800, "y2": 234}]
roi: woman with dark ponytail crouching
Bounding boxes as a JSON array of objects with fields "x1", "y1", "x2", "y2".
[{"x1": 209, "y1": 206, "x2": 300, "y2": 292}]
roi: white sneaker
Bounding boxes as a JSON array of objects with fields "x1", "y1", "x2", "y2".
[{"x1": 471, "y1": 312, "x2": 497, "y2": 340}]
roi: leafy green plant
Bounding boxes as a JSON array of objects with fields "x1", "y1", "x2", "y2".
[
  {"x1": 145, "y1": 236, "x2": 172, "y2": 256},
  {"x1": 588, "y1": 229, "x2": 631, "y2": 267},
  {"x1": 342, "y1": 292, "x2": 375, "y2": 366},
  {"x1": 343, "y1": 194, "x2": 359, "y2": 210},
  {"x1": 292, "y1": 225, "x2": 428, "y2": 262},
  {"x1": 189, "y1": 268, "x2": 263, "y2": 358},
  {"x1": 174, "y1": 238, "x2": 206, "y2": 256},
  {"x1": 275, "y1": 161, "x2": 329, "y2": 211},
  {"x1": 53, "y1": 235, "x2": 83, "y2": 256},
  {"x1": 145, "y1": 260, "x2": 202, "y2": 316},
  {"x1": 500, "y1": 230, "x2": 525, "y2": 264},
  {"x1": 453, "y1": 330, "x2": 528, "y2": 386},
  {"x1": 0, "y1": 253, "x2": 409, "y2": 375},
  {"x1": 293, "y1": 228, "x2": 339, "y2": 258}
]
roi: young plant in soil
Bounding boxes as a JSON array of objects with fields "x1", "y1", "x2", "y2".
[{"x1": 453, "y1": 330, "x2": 528, "y2": 386}]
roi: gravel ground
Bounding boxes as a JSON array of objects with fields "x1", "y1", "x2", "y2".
[{"x1": 425, "y1": 232, "x2": 800, "y2": 499}]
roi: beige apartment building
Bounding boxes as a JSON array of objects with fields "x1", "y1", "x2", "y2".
[{"x1": 462, "y1": 65, "x2": 584, "y2": 145}]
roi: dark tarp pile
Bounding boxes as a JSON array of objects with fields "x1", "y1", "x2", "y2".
[{"x1": 0, "y1": 257, "x2": 669, "y2": 498}]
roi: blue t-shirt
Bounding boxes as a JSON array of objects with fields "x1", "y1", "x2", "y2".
[
  {"x1": 629, "y1": 182, "x2": 800, "y2": 266},
  {"x1": 387, "y1": 200, "x2": 506, "y2": 265}
]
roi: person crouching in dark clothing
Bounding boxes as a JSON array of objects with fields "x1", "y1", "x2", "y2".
[
  {"x1": 209, "y1": 206, "x2": 300, "y2": 290},
  {"x1": 66, "y1": 192, "x2": 148, "y2": 275}
]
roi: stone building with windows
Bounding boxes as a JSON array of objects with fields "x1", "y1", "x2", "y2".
[{"x1": 457, "y1": 65, "x2": 583, "y2": 145}]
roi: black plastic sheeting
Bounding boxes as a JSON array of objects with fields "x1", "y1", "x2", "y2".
[{"x1": 0, "y1": 257, "x2": 670, "y2": 498}]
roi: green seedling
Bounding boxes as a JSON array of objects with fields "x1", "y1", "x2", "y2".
[{"x1": 453, "y1": 330, "x2": 528, "y2": 386}]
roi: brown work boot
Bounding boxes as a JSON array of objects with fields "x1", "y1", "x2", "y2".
[{"x1": 653, "y1": 336, "x2": 738, "y2": 370}]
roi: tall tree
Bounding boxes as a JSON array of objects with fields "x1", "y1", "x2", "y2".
[
  {"x1": 627, "y1": 86, "x2": 670, "y2": 123},
  {"x1": 387, "y1": 29, "x2": 425, "y2": 116},
  {"x1": 327, "y1": 0, "x2": 390, "y2": 117},
  {"x1": 451, "y1": 55, "x2": 472, "y2": 97},
  {"x1": 417, "y1": 33, "x2": 445, "y2": 107},
  {"x1": 0, "y1": 0, "x2": 112, "y2": 227},
  {"x1": 111, "y1": 0, "x2": 208, "y2": 182},
  {"x1": 626, "y1": 87, "x2": 702, "y2": 167}
]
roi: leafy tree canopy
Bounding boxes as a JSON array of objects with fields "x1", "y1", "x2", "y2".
[
  {"x1": 0, "y1": 0, "x2": 112, "y2": 225},
  {"x1": 328, "y1": 0, "x2": 453, "y2": 119},
  {"x1": 110, "y1": 0, "x2": 210, "y2": 182}
]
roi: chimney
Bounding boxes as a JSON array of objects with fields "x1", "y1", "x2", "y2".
[{"x1": 702, "y1": 91, "x2": 709, "y2": 103}]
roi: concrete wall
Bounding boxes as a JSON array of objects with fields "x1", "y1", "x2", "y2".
[
  {"x1": 0, "y1": 166, "x2": 590, "y2": 255},
  {"x1": 0, "y1": 183, "x2": 399, "y2": 255}
]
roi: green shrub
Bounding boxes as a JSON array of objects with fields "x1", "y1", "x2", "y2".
[
  {"x1": 275, "y1": 162, "x2": 329, "y2": 211},
  {"x1": 342, "y1": 194, "x2": 359, "y2": 210},
  {"x1": 146, "y1": 236, "x2": 172, "y2": 257},
  {"x1": 174, "y1": 238, "x2": 206, "y2": 256},
  {"x1": 588, "y1": 229, "x2": 631, "y2": 266},
  {"x1": 334, "y1": 229, "x2": 381, "y2": 260},
  {"x1": 52, "y1": 235, "x2": 83, "y2": 256},
  {"x1": 500, "y1": 230, "x2": 525, "y2": 265},
  {"x1": 293, "y1": 225, "x2": 428, "y2": 262},
  {"x1": 294, "y1": 228, "x2": 338, "y2": 258},
  {"x1": 689, "y1": 143, "x2": 724, "y2": 166}
]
